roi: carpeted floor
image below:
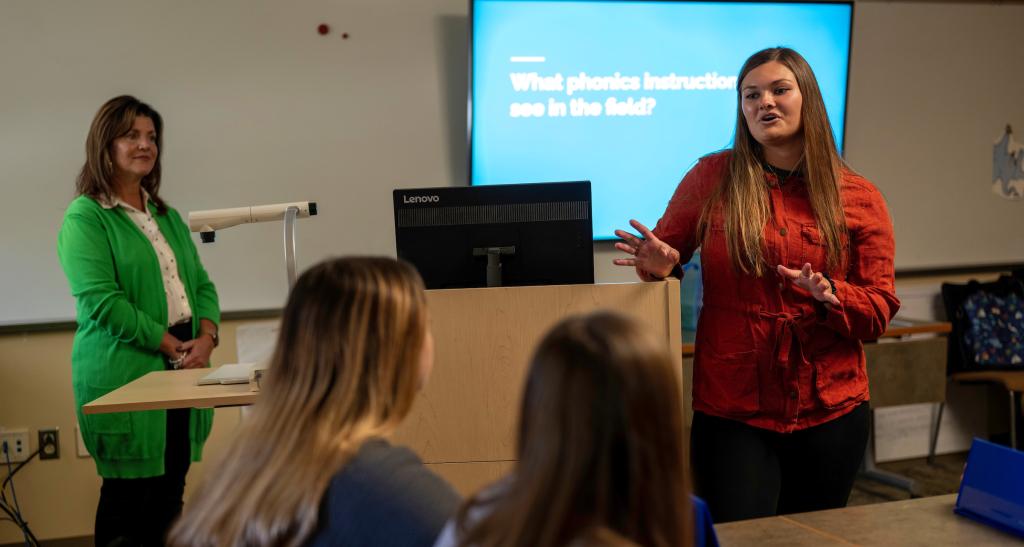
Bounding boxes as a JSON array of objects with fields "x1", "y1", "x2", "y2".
[{"x1": 850, "y1": 452, "x2": 968, "y2": 506}]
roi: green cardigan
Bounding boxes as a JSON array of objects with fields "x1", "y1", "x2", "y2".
[{"x1": 57, "y1": 195, "x2": 220, "y2": 478}]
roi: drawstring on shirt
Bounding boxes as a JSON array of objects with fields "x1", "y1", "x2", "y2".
[{"x1": 758, "y1": 310, "x2": 813, "y2": 371}]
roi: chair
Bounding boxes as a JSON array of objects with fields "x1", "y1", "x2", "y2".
[
  {"x1": 941, "y1": 275, "x2": 1024, "y2": 451},
  {"x1": 948, "y1": 371, "x2": 1024, "y2": 450}
]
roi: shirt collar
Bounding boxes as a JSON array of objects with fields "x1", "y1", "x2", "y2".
[{"x1": 99, "y1": 187, "x2": 152, "y2": 213}]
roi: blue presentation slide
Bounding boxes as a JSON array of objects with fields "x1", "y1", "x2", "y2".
[{"x1": 471, "y1": 0, "x2": 852, "y2": 240}]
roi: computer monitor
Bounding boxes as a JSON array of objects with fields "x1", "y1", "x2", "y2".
[{"x1": 393, "y1": 181, "x2": 593, "y2": 289}]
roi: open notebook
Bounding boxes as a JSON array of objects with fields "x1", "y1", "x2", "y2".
[{"x1": 197, "y1": 363, "x2": 259, "y2": 385}]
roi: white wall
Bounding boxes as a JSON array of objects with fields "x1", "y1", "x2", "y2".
[{"x1": 845, "y1": 2, "x2": 1024, "y2": 271}]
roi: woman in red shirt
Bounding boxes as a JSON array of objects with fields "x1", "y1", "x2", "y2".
[{"x1": 615, "y1": 47, "x2": 900, "y2": 522}]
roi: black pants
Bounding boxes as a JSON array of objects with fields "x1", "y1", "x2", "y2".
[
  {"x1": 95, "y1": 322, "x2": 193, "y2": 547},
  {"x1": 691, "y1": 402, "x2": 869, "y2": 523}
]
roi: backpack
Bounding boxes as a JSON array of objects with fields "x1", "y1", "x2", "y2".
[{"x1": 942, "y1": 275, "x2": 1024, "y2": 373}]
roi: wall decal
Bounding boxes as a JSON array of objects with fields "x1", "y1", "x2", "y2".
[{"x1": 992, "y1": 124, "x2": 1024, "y2": 200}]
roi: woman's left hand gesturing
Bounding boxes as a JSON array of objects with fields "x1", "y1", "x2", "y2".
[
  {"x1": 613, "y1": 219, "x2": 680, "y2": 281},
  {"x1": 777, "y1": 263, "x2": 841, "y2": 306}
]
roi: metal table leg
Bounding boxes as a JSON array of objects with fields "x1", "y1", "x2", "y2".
[
  {"x1": 860, "y1": 409, "x2": 918, "y2": 496},
  {"x1": 928, "y1": 402, "x2": 944, "y2": 465}
]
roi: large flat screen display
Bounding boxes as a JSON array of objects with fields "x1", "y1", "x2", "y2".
[{"x1": 470, "y1": 0, "x2": 853, "y2": 240}]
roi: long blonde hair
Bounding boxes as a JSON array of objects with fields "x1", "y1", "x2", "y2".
[
  {"x1": 699, "y1": 47, "x2": 848, "y2": 276},
  {"x1": 169, "y1": 257, "x2": 429, "y2": 546},
  {"x1": 455, "y1": 312, "x2": 692, "y2": 547}
]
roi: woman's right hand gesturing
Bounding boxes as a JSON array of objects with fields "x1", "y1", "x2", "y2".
[{"x1": 613, "y1": 219, "x2": 681, "y2": 281}]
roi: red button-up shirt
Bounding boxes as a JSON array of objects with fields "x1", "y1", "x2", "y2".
[{"x1": 654, "y1": 152, "x2": 900, "y2": 432}]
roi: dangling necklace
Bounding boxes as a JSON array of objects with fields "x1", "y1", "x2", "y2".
[{"x1": 765, "y1": 163, "x2": 797, "y2": 187}]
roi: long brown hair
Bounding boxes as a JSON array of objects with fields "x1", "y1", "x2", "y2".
[
  {"x1": 169, "y1": 257, "x2": 429, "y2": 546},
  {"x1": 699, "y1": 47, "x2": 847, "y2": 276},
  {"x1": 455, "y1": 312, "x2": 692, "y2": 547},
  {"x1": 77, "y1": 95, "x2": 168, "y2": 213}
]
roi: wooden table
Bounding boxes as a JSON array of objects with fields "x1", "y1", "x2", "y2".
[
  {"x1": 882, "y1": 319, "x2": 952, "y2": 338},
  {"x1": 82, "y1": 368, "x2": 256, "y2": 414},
  {"x1": 714, "y1": 494, "x2": 1019, "y2": 546},
  {"x1": 952, "y1": 371, "x2": 1024, "y2": 392}
]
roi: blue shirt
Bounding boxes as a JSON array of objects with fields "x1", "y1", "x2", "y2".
[{"x1": 306, "y1": 438, "x2": 460, "y2": 547}]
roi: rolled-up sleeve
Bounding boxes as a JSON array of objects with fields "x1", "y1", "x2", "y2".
[
  {"x1": 652, "y1": 154, "x2": 724, "y2": 268},
  {"x1": 821, "y1": 188, "x2": 901, "y2": 340}
]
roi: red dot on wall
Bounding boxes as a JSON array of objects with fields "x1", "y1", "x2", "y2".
[
  {"x1": 341, "y1": 32, "x2": 349, "y2": 39},
  {"x1": 318, "y1": 24, "x2": 330, "y2": 35}
]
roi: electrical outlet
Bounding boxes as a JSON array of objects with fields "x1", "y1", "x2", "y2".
[
  {"x1": 39, "y1": 428, "x2": 60, "y2": 460},
  {"x1": 0, "y1": 428, "x2": 30, "y2": 463}
]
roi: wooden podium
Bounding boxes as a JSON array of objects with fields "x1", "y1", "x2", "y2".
[
  {"x1": 401, "y1": 280, "x2": 681, "y2": 493},
  {"x1": 84, "y1": 280, "x2": 682, "y2": 495}
]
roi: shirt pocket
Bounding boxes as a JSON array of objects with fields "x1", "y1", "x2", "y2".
[
  {"x1": 694, "y1": 348, "x2": 760, "y2": 416},
  {"x1": 78, "y1": 381, "x2": 137, "y2": 460},
  {"x1": 799, "y1": 223, "x2": 827, "y2": 269},
  {"x1": 78, "y1": 381, "x2": 132, "y2": 433},
  {"x1": 810, "y1": 340, "x2": 868, "y2": 409}
]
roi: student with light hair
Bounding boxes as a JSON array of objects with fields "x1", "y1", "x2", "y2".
[{"x1": 170, "y1": 257, "x2": 459, "y2": 546}]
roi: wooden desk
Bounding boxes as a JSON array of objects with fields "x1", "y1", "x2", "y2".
[
  {"x1": 952, "y1": 371, "x2": 1024, "y2": 392},
  {"x1": 81, "y1": 368, "x2": 255, "y2": 414},
  {"x1": 881, "y1": 319, "x2": 952, "y2": 338},
  {"x1": 862, "y1": 320, "x2": 951, "y2": 492},
  {"x1": 715, "y1": 494, "x2": 1018, "y2": 546}
]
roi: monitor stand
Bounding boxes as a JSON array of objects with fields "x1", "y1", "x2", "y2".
[{"x1": 473, "y1": 246, "x2": 516, "y2": 287}]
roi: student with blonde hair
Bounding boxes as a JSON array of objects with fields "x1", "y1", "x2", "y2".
[
  {"x1": 170, "y1": 257, "x2": 459, "y2": 546},
  {"x1": 435, "y1": 311, "x2": 716, "y2": 547}
]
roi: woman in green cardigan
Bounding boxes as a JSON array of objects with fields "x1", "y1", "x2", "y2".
[{"x1": 57, "y1": 96, "x2": 220, "y2": 547}]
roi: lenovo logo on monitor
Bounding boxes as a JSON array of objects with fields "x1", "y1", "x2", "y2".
[{"x1": 402, "y1": 194, "x2": 440, "y2": 204}]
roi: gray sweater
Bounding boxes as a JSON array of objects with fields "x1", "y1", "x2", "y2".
[{"x1": 306, "y1": 438, "x2": 461, "y2": 547}]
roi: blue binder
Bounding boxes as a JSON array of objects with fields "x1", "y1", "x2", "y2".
[{"x1": 954, "y1": 438, "x2": 1024, "y2": 538}]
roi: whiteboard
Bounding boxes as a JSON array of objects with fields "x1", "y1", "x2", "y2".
[
  {"x1": 1, "y1": 0, "x2": 1022, "y2": 326},
  {"x1": 0, "y1": 0, "x2": 468, "y2": 325},
  {"x1": 844, "y1": 2, "x2": 1024, "y2": 272}
]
